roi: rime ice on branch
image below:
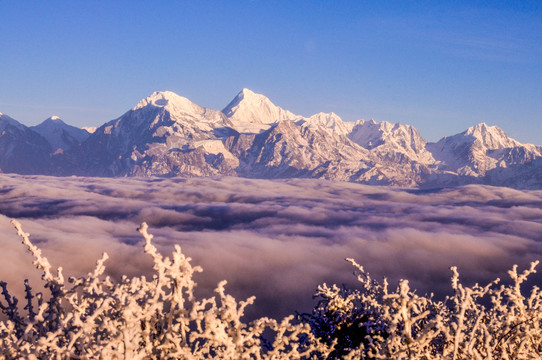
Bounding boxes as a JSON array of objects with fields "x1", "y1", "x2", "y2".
[
  {"x1": 1, "y1": 221, "x2": 542, "y2": 359},
  {"x1": 0, "y1": 221, "x2": 328, "y2": 359}
]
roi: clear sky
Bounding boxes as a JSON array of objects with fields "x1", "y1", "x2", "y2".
[{"x1": 1, "y1": 1, "x2": 541, "y2": 143}]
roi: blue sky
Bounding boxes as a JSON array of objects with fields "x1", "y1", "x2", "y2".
[{"x1": 1, "y1": 1, "x2": 541, "y2": 143}]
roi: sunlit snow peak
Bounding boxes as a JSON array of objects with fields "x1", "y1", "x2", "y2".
[
  {"x1": 133, "y1": 90, "x2": 199, "y2": 112},
  {"x1": 463, "y1": 123, "x2": 521, "y2": 149},
  {"x1": 222, "y1": 88, "x2": 299, "y2": 125}
]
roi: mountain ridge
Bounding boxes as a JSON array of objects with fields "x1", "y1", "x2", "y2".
[
  {"x1": 0, "y1": 89, "x2": 540, "y2": 189},
  {"x1": 31, "y1": 116, "x2": 90, "y2": 152}
]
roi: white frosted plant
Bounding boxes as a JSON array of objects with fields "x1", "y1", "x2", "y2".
[
  {"x1": 2, "y1": 220, "x2": 542, "y2": 359},
  {"x1": 306, "y1": 259, "x2": 542, "y2": 359},
  {"x1": 0, "y1": 221, "x2": 330, "y2": 359}
]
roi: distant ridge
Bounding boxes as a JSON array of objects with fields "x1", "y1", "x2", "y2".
[
  {"x1": 31, "y1": 116, "x2": 90, "y2": 152},
  {"x1": 0, "y1": 89, "x2": 540, "y2": 189}
]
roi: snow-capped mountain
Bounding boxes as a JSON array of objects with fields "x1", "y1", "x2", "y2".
[
  {"x1": 220, "y1": 90, "x2": 432, "y2": 185},
  {"x1": 31, "y1": 116, "x2": 90, "y2": 153},
  {"x1": 301, "y1": 112, "x2": 354, "y2": 137},
  {"x1": 0, "y1": 89, "x2": 540, "y2": 189},
  {"x1": 67, "y1": 91, "x2": 238, "y2": 177},
  {"x1": 427, "y1": 123, "x2": 541, "y2": 177},
  {"x1": 222, "y1": 88, "x2": 300, "y2": 133},
  {"x1": 0, "y1": 113, "x2": 52, "y2": 174},
  {"x1": 348, "y1": 119, "x2": 435, "y2": 165},
  {"x1": 225, "y1": 118, "x2": 375, "y2": 181}
]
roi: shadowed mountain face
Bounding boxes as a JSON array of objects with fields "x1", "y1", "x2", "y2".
[
  {"x1": 0, "y1": 113, "x2": 52, "y2": 174},
  {"x1": 0, "y1": 90, "x2": 541, "y2": 188},
  {"x1": 31, "y1": 116, "x2": 90, "y2": 153}
]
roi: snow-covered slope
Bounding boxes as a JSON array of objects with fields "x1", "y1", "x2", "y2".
[
  {"x1": 31, "y1": 116, "x2": 90, "y2": 152},
  {"x1": 349, "y1": 120, "x2": 435, "y2": 165},
  {"x1": 81, "y1": 126, "x2": 97, "y2": 134},
  {"x1": 226, "y1": 119, "x2": 375, "y2": 181},
  {"x1": 63, "y1": 92, "x2": 542, "y2": 188},
  {"x1": 302, "y1": 112, "x2": 354, "y2": 136},
  {"x1": 68, "y1": 91, "x2": 238, "y2": 177},
  {"x1": 223, "y1": 88, "x2": 300, "y2": 133},
  {"x1": 2, "y1": 90, "x2": 542, "y2": 189},
  {"x1": 223, "y1": 90, "x2": 355, "y2": 136},
  {"x1": 465, "y1": 122, "x2": 521, "y2": 149},
  {"x1": 426, "y1": 123, "x2": 539, "y2": 177}
]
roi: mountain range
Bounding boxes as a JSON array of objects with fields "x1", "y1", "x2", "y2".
[{"x1": 1, "y1": 89, "x2": 540, "y2": 189}]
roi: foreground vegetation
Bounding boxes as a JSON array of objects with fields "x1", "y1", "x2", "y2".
[{"x1": 1, "y1": 221, "x2": 541, "y2": 359}]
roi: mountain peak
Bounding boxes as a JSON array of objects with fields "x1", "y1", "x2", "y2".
[
  {"x1": 222, "y1": 88, "x2": 298, "y2": 125},
  {"x1": 464, "y1": 123, "x2": 520, "y2": 149},
  {"x1": 303, "y1": 112, "x2": 353, "y2": 135},
  {"x1": 223, "y1": 88, "x2": 269, "y2": 115},
  {"x1": 465, "y1": 122, "x2": 490, "y2": 134},
  {"x1": 36, "y1": 116, "x2": 67, "y2": 127},
  {"x1": 42, "y1": 116, "x2": 65, "y2": 125},
  {"x1": 0, "y1": 112, "x2": 25, "y2": 129},
  {"x1": 310, "y1": 111, "x2": 339, "y2": 118},
  {"x1": 133, "y1": 90, "x2": 196, "y2": 111},
  {"x1": 31, "y1": 116, "x2": 90, "y2": 151},
  {"x1": 240, "y1": 88, "x2": 257, "y2": 97}
]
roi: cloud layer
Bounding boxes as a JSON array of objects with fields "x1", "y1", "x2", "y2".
[{"x1": 1, "y1": 174, "x2": 542, "y2": 319}]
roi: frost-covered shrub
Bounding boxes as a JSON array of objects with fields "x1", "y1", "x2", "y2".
[
  {"x1": 2, "y1": 220, "x2": 542, "y2": 359},
  {"x1": 0, "y1": 221, "x2": 330, "y2": 359},
  {"x1": 305, "y1": 259, "x2": 542, "y2": 359}
]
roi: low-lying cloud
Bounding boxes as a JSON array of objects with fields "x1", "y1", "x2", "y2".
[{"x1": 1, "y1": 174, "x2": 542, "y2": 319}]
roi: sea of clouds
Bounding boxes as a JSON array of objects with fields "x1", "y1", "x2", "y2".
[{"x1": 0, "y1": 174, "x2": 541, "y2": 320}]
